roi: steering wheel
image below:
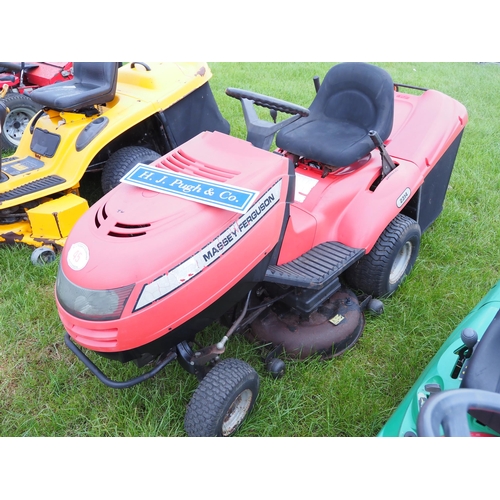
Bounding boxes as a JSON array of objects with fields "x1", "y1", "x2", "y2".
[
  {"x1": 417, "y1": 388, "x2": 500, "y2": 437},
  {"x1": 225, "y1": 87, "x2": 309, "y2": 151},
  {"x1": 226, "y1": 87, "x2": 309, "y2": 117},
  {"x1": 130, "y1": 62, "x2": 151, "y2": 71}
]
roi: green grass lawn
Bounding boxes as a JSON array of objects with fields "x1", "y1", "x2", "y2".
[{"x1": 1, "y1": 62, "x2": 500, "y2": 437}]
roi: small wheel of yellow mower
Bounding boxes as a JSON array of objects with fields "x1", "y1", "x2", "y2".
[{"x1": 31, "y1": 246, "x2": 56, "y2": 266}]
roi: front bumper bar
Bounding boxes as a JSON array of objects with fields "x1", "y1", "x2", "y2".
[{"x1": 64, "y1": 332, "x2": 177, "y2": 389}]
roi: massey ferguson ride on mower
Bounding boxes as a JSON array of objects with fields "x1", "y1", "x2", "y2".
[
  {"x1": 0, "y1": 62, "x2": 73, "y2": 150},
  {"x1": 378, "y1": 279, "x2": 500, "y2": 437},
  {"x1": 56, "y1": 62, "x2": 468, "y2": 436},
  {"x1": 0, "y1": 62, "x2": 229, "y2": 264}
]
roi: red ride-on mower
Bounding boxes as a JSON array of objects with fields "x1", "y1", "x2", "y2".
[
  {"x1": 0, "y1": 62, "x2": 73, "y2": 150},
  {"x1": 56, "y1": 63, "x2": 468, "y2": 436}
]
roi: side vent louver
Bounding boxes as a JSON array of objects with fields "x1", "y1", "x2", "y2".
[
  {"x1": 94, "y1": 203, "x2": 151, "y2": 238},
  {"x1": 108, "y1": 222, "x2": 150, "y2": 238}
]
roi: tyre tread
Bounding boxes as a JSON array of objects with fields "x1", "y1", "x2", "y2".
[
  {"x1": 184, "y1": 358, "x2": 259, "y2": 437},
  {"x1": 101, "y1": 146, "x2": 161, "y2": 194},
  {"x1": 344, "y1": 214, "x2": 420, "y2": 296},
  {"x1": 1, "y1": 92, "x2": 41, "y2": 150}
]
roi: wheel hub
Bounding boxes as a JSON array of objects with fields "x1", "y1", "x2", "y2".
[
  {"x1": 5, "y1": 108, "x2": 33, "y2": 142},
  {"x1": 389, "y1": 241, "x2": 412, "y2": 285},
  {"x1": 222, "y1": 388, "x2": 253, "y2": 436}
]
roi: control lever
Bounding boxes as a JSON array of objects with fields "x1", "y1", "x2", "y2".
[
  {"x1": 313, "y1": 75, "x2": 321, "y2": 93},
  {"x1": 451, "y1": 328, "x2": 478, "y2": 379}
]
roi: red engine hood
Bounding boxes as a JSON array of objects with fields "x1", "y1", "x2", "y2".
[{"x1": 61, "y1": 131, "x2": 291, "y2": 291}]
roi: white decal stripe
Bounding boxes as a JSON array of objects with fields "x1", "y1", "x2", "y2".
[{"x1": 134, "y1": 179, "x2": 283, "y2": 311}]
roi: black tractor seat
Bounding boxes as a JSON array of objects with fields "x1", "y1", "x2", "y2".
[
  {"x1": 30, "y1": 62, "x2": 119, "y2": 113},
  {"x1": 276, "y1": 62, "x2": 394, "y2": 167}
]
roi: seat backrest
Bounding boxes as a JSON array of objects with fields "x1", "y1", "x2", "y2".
[
  {"x1": 72, "y1": 62, "x2": 118, "y2": 91},
  {"x1": 311, "y1": 62, "x2": 394, "y2": 142}
]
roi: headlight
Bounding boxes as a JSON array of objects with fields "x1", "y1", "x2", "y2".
[{"x1": 56, "y1": 266, "x2": 134, "y2": 321}]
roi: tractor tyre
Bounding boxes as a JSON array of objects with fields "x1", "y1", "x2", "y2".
[
  {"x1": 344, "y1": 213, "x2": 421, "y2": 297},
  {"x1": 1, "y1": 92, "x2": 41, "y2": 151},
  {"x1": 101, "y1": 146, "x2": 161, "y2": 194},
  {"x1": 184, "y1": 358, "x2": 260, "y2": 437}
]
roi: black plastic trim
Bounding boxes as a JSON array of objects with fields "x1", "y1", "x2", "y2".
[
  {"x1": 64, "y1": 332, "x2": 177, "y2": 389},
  {"x1": 76, "y1": 116, "x2": 109, "y2": 151},
  {"x1": 265, "y1": 241, "x2": 365, "y2": 289},
  {"x1": 0, "y1": 175, "x2": 65, "y2": 202},
  {"x1": 30, "y1": 128, "x2": 61, "y2": 158}
]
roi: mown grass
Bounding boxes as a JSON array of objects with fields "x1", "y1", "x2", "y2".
[{"x1": 1, "y1": 62, "x2": 500, "y2": 437}]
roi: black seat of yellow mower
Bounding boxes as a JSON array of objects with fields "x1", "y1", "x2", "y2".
[
  {"x1": 276, "y1": 62, "x2": 394, "y2": 167},
  {"x1": 30, "y1": 62, "x2": 119, "y2": 112}
]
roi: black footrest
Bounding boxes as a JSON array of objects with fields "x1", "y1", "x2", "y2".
[
  {"x1": 265, "y1": 241, "x2": 365, "y2": 289},
  {"x1": 0, "y1": 175, "x2": 66, "y2": 202}
]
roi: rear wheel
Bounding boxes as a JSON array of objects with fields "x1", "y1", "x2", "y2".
[
  {"x1": 1, "y1": 93, "x2": 41, "y2": 151},
  {"x1": 184, "y1": 358, "x2": 260, "y2": 437},
  {"x1": 101, "y1": 146, "x2": 161, "y2": 194},
  {"x1": 344, "y1": 214, "x2": 421, "y2": 297}
]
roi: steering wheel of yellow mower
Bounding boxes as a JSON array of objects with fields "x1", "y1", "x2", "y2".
[{"x1": 130, "y1": 62, "x2": 151, "y2": 71}]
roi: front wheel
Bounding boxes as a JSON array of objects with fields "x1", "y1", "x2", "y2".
[
  {"x1": 101, "y1": 146, "x2": 161, "y2": 194},
  {"x1": 184, "y1": 358, "x2": 260, "y2": 437},
  {"x1": 31, "y1": 245, "x2": 56, "y2": 266},
  {"x1": 1, "y1": 92, "x2": 41, "y2": 151},
  {"x1": 344, "y1": 213, "x2": 421, "y2": 297}
]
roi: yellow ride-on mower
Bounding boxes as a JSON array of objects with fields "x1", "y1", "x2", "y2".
[{"x1": 0, "y1": 62, "x2": 229, "y2": 264}]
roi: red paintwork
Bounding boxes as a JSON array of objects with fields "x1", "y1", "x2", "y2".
[
  {"x1": 0, "y1": 62, "x2": 72, "y2": 90},
  {"x1": 58, "y1": 132, "x2": 290, "y2": 352},
  {"x1": 22, "y1": 62, "x2": 72, "y2": 87},
  {"x1": 277, "y1": 89, "x2": 467, "y2": 264},
  {"x1": 57, "y1": 88, "x2": 467, "y2": 354}
]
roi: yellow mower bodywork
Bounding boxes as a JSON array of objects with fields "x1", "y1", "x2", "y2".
[{"x1": 0, "y1": 62, "x2": 218, "y2": 254}]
